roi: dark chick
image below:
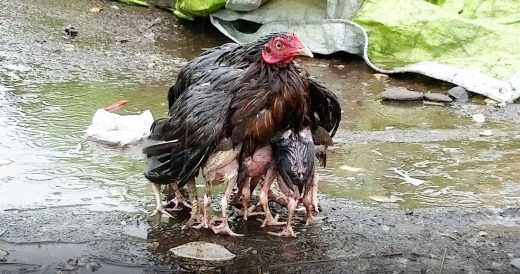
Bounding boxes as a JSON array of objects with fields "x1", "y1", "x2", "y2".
[{"x1": 271, "y1": 127, "x2": 316, "y2": 237}]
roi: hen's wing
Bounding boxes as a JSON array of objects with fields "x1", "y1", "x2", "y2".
[
  {"x1": 168, "y1": 43, "x2": 240, "y2": 110},
  {"x1": 308, "y1": 77, "x2": 342, "y2": 138},
  {"x1": 144, "y1": 66, "x2": 242, "y2": 187}
]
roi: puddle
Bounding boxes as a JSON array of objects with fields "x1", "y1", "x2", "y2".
[{"x1": 1, "y1": 0, "x2": 519, "y2": 216}]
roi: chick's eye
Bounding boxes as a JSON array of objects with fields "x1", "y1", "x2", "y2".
[{"x1": 275, "y1": 42, "x2": 283, "y2": 50}]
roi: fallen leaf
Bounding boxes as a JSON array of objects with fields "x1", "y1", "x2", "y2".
[
  {"x1": 369, "y1": 195, "x2": 402, "y2": 203},
  {"x1": 340, "y1": 165, "x2": 364, "y2": 172}
]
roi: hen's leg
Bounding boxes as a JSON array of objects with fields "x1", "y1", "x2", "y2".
[
  {"x1": 169, "y1": 183, "x2": 190, "y2": 211},
  {"x1": 182, "y1": 178, "x2": 202, "y2": 229},
  {"x1": 269, "y1": 197, "x2": 297, "y2": 237},
  {"x1": 193, "y1": 183, "x2": 212, "y2": 230},
  {"x1": 150, "y1": 183, "x2": 173, "y2": 218},
  {"x1": 212, "y1": 160, "x2": 243, "y2": 236},
  {"x1": 259, "y1": 168, "x2": 285, "y2": 227}
]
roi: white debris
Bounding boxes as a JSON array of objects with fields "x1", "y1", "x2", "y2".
[
  {"x1": 479, "y1": 130, "x2": 493, "y2": 136},
  {"x1": 5, "y1": 64, "x2": 31, "y2": 72},
  {"x1": 85, "y1": 109, "x2": 154, "y2": 146},
  {"x1": 393, "y1": 168, "x2": 426, "y2": 186},
  {"x1": 0, "y1": 159, "x2": 12, "y2": 166},
  {"x1": 472, "y1": 113, "x2": 486, "y2": 123}
]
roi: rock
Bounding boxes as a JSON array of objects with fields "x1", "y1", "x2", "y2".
[
  {"x1": 335, "y1": 65, "x2": 345, "y2": 70},
  {"x1": 120, "y1": 220, "x2": 127, "y2": 225},
  {"x1": 0, "y1": 249, "x2": 8, "y2": 261},
  {"x1": 447, "y1": 86, "x2": 469, "y2": 102},
  {"x1": 511, "y1": 258, "x2": 520, "y2": 269},
  {"x1": 479, "y1": 231, "x2": 488, "y2": 237},
  {"x1": 382, "y1": 88, "x2": 423, "y2": 101},
  {"x1": 423, "y1": 93, "x2": 453, "y2": 103},
  {"x1": 111, "y1": 5, "x2": 120, "y2": 10},
  {"x1": 479, "y1": 130, "x2": 493, "y2": 137},
  {"x1": 63, "y1": 25, "x2": 78, "y2": 39},
  {"x1": 170, "y1": 241, "x2": 236, "y2": 271},
  {"x1": 472, "y1": 114, "x2": 486, "y2": 123},
  {"x1": 86, "y1": 261, "x2": 101, "y2": 272}
]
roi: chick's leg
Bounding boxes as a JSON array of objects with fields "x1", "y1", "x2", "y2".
[
  {"x1": 150, "y1": 183, "x2": 173, "y2": 218},
  {"x1": 302, "y1": 180, "x2": 316, "y2": 225},
  {"x1": 212, "y1": 160, "x2": 243, "y2": 236},
  {"x1": 312, "y1": 172, "x2": 320, "y2": 213},
  {"x1": 269, "y1": 197, "x2": 297, "y2": 237},
  {"x1": 259, "y1": 168, "x2": 285, "y2": 227}
]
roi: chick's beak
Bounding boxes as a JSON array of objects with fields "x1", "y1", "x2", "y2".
[{"x1": 296, "y1": 46, "x2": 314, "y2": 58}]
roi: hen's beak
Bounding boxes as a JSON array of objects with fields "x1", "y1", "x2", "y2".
[{"x1": 296, "y1": 46, "x2": 314, "y2": 58}]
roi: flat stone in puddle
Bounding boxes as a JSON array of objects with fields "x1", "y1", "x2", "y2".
[{"x1": 382, "y1": 88, "x2": 423, "y2": 101}]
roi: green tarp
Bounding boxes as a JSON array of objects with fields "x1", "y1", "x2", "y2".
[{"x1": 210, "y1": 0, "x2": 520, "y2": 103}]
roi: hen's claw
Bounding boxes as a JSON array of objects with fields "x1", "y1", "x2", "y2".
[{"x1": 150, "y1": 206, "x2": 174, "y2": 219}]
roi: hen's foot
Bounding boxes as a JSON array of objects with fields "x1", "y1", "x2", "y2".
[
  {"x1": 192, "y1": 216, "x2": 214, "y2": 230},
  {"x1": 150, "y1": 206, "x2": 174, "y2": 219},
  {"x1": 168, "y1": 197, "x2": 191, "y2": 211},
  {"x1": 181, "y1": 213, "x2": 203, "y2": 230}
]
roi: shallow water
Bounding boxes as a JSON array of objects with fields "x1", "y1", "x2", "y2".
[{"x1": 1, "y1": 0, "x2": 520, "y2": 216}]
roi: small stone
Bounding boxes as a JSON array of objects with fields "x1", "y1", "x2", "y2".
[
  {"x1": 479, "y1": 231, "x2": 488, "y2": 237},
  {"x1": 251, "y1": 250, "x2": 258, "y2": 255},
  {"x1": 405, "y1": 210, "x2": 413, "y2": 215},
  {"x1": 86, "y1": 261, "x2": 101, "y2": 272},
  {"x1": 335, "y1": 65, "x2": 345, "y2": 70},
  {"x1": 382, "y1": 88, "x2": 423, "y2": 101},
  {"x1": 373, "y1": 73, "x2": 388, "y2": 80},
  {"x1": 472, "y1": 114, "x2": 486, "y2": 123},
  {"x1": 89, "y1": 7, "x2": 103, "y2": 13},
  {"x1": 111, "y1": 5, "x2": 119, "y2": 10},
  {"x1": 424, "y1": 93, "x2": 452, "y2": 103},
  {"x1": 484, "y1": 98, "x2": 498, "y2": 106},
  {"x1": 385, "y1": 126, "x2": 395, "y2": 130},
  {"x1": 147, "y1": 61, "x2": 156, "y2": 69},
  {"x1": 479, "y1": 130, "x2": 493, "y2": 137},
  {"x1": 511, "y1": 258, "x2": 520, "y2": 269},
  {"x1": 0, "y1": 249, "x2": 8, "y2": 261},
  {"x1": 447, "y1": 86, "x2": 469, "y2": 102},
  {"x1": 121, "y1": 220, "x2": 127, "y2": 225},
  {"x1": 63, "y1": 25, "x2": 78, "y2": 39}
]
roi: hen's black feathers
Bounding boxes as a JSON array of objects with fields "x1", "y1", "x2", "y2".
[{"x1": 144, "y1": 32, "x2": 340, "y2": 187}]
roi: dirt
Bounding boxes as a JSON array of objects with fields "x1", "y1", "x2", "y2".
[{"x1": 1, "y1": 0, "x2": 519, "y2": 273}]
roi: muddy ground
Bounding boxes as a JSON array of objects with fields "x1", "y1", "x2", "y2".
[{"x1": 1, "y1": 0, "x2": 519, "y2": 273}]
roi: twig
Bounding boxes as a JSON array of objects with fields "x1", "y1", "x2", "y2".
[
  {"x1": 483, "y1": 213, "x2": 497, "y2": 225},
  {"x1": 439, "y1": 247, "x2": 447, "y2": 274}
]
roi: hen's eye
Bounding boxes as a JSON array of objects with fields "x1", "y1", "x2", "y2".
[{"x1": 275, "y1": 42, "x2": 283, "y2": 50}]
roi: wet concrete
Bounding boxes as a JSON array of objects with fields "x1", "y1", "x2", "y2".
[{"x1": 0, "y1": 0, "x2": 519, "y2": 273}]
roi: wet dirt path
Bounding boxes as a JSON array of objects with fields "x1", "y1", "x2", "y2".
[{"x1": 0, "y1": 0, "x2": 519, "y2": 273}]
